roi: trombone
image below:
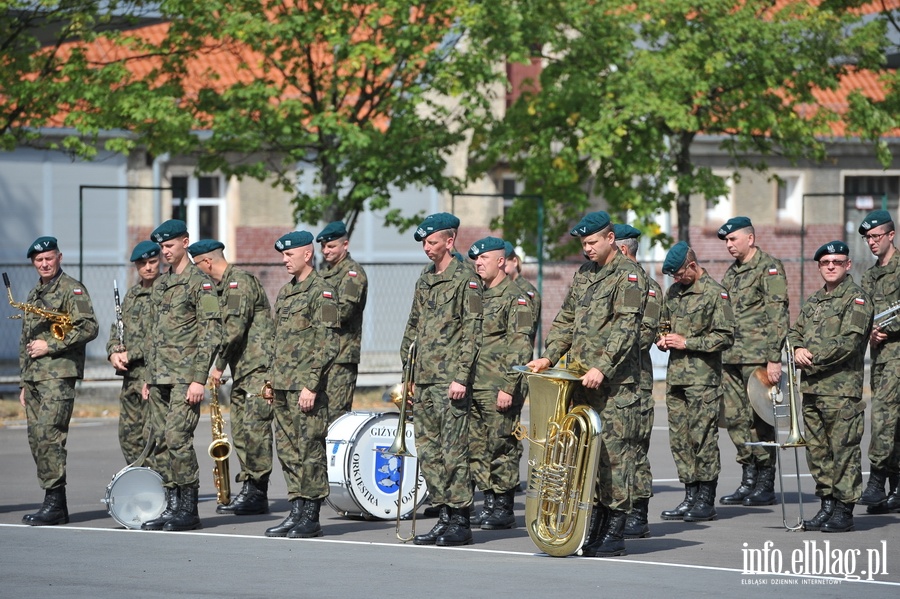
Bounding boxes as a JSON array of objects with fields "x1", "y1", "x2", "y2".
[{"x1": 745, "y1": 345, "x2": 807, "y2": 531}]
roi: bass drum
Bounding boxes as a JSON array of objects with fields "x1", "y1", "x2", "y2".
[
  {"x1": 326, "y1": 411, "x2": 428, "y2": 520},
  {"x1": 101, "y1": 466, "x2": 166, "y2": 529}
]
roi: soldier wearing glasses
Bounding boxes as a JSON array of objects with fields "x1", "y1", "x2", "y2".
[{"x1": 789, "y1": 241, "x2": 872, "y2": 532}]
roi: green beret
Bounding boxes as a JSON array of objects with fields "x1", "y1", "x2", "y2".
[
  {"x1": 717, "y1": 216, "x2": 753, "y2": 240},
  {"x1": 467, "y1": 236, "x2": 506, "y2": 259},
  {"x1": 503, "y1": 241, "x2": 516, "y2": 258},
  {"x1": 858, "y1": 210, "x2": 893, "y2": 235},
  {"x1": 130, "y1": 241, "x2": 161, "y2": 262},
  {"x1": 187, "y1": 239, "x2": 225, "y2": 257},
  {"x1": 414, "y1": 212, "x2": 460, "y2": 241},
  {"x1": 316, "y1": 221, "x2": 348, "y2": 243},
  {"x1": 27, "y1": 236, "x2": 59, "y2": 259},
  {"x1": 613, "y1": 224, "x2": 641, "y2": 240},
  {"x1": 274, "y1": 230, "x2": 314, "y2": 251},
  {"x1": 151, "y1": 219, "x2": 188, "y2": 243},
  {"x1": 814, "y1": 240, "x2": 850, "y2": 262},
  {"x1": 663, "y1": 241, "x2": 690, "y2": 275},
  {"x1": 570, "y1": 211, "x2": 611, "y2": 237}
]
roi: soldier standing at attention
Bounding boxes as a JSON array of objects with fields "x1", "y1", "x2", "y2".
[
  {"x1": 857, "y1": 210, "x2": 900, "y2": 513},
  {"x1": 503, "y1": 241, "x2": 541, "y2": 348},
  {"x1": 106, "y1": 241, "x2": 162, "y2": 465},
  {"x1": 265, "y1": 231, "x2": 340, "y2": 539},
  {"x1": 657, "y1": 242, "x2": 733, "y2": 525},
  {"x1": 18, "y1": 236, "x2": 99, "y2": 526},
  {"x1": 789, "y1": 241, "x2": 872, "y2": 532},
  {"x1": 402, "y1": 213, "x2": 482, "y2": 547},
  {"x1": 467, "y1": 237, "x2": 534, "y2": 531},
  {"x1": 613, "y1": 224, "x2": 661, "y2": 539},
  {"x1": 140, "y1": 219, "x2": 222, "y2": 532},
  {"x1": 189, "y1": 239, "x2": 275, "y2": 516},
  {"x1": 316, "y1": 221, "x2": 368, "y2": 425},
  {"x1": 717, "y1": 217, "x2": 788, "y2": 507},
  {"x1": 527, "y1": 211, "x2": 645, "y2": 558}
]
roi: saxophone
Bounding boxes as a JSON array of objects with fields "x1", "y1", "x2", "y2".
[
  {"x1": 3, "y1": 272, "x2": 73, "y2": 341},
  {"x1": 207, "y1": 379, "x2": 232, "y2": 506}
]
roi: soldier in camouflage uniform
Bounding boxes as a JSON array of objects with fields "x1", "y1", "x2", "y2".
[
  {"x1": 789, "y1": 241, "x2": 872, "y2": 533},
  {"x1": 316, "y1": 221, "x2": 368, "y2": 425},
  {"x1": 265, "y1": 231, "x2": 340, "y2": 539},
  {"x1": 527, "y1": 211, "x2": 646, "y2": 558},
  {"x1": 716, "y1": 217, "x2": 789, "y2": 507},
  {"x1": 466, "y1": 237, "x2": 534, "y2": 531},
  {"x1": 857, "y1": 210, "x2": 900, "y2": 513},
  {"x1": 140, "y1": 220, "x2": 223, "y2": 532},
  {"x1": 401, "y1": 213, "x2": 482, "y2": 547},
  {"x1": 17, "y1": 236, "x2": 99, "y2": 526},
  {"x1": 613, "y1": 224, "x2": 661, "y2": 539},
  {"x1": 658, "y1": 242, "x2": 733, "y2": 525},
  {"x1": 190, "y1": 239, "x2": 275, "y2": 516},
  {"x1": 106, "y1": 241, "x2": 162, "y2": 465},
  {"x1": 503, "y1": 241, "x2": 541, "y2": 348}
]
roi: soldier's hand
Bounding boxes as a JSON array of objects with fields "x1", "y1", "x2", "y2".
[
  {"x1": 210, "y1": 367, "x2": 224, "y2": 386},
  {"x1": 794, "y1": 347, "x2": 814, "y2": 369},
  {"x1": 581, "y1": 367, "x2": 605, "y2": 389},
  {"x1": 298, "y1": 388, "x2": 316, "y2": 412},
  {"x1": 496, "y1": 390, "x2": 513, "y2": 411},
  {"x1": 660, "y1": 333, "x2": 686, "y2": 351},
  {"x1": 186, "y1": 381, "x2": 205, "y2": 405},
  {"x1": 142, "y1": 383, "x2": 150, "y2": 401},
  {"x1": 26, "y1": 339, "x2": 49, "y2": 359},
  {"x1": 19, "y1": 387, "x2": 25, "y2": 407},
  {"x1": 110, "y1": 352, "x2": 129, "y2": 371},
  {"x1": 526, "y1": 358, "x2": 551, "y2": 373},
  {"x1": 766, "y1": 362, "x2": 782, "y2": 386},
  {"x1": 871, "y1": 326, "x2": 887, "y2": 348},
  {"x1": 448, "y1": 381, "x2": 467, "y2": 400}
]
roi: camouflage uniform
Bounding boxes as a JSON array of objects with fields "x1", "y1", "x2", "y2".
[
  {"x1": 720, "y1": 249, "x2": 789, "y2": 469},
  {"x1": 318, "y1": 253, "x2": 367, "y2": 424},
  {"x1": 145, "y1": 264, "x2": 222, "y2": 489},
  {"x1": 105, "y1": 281, "x2": 155, "y2": 465},
  {"x1": 662, "y1": 271, "x2": 733, "y2": 486},
  {"x1": 513, "y1": 276, "x2": 541, "y2": 348},
  {"x1": 788, "y1": 275, "x2": 872, "y2": 504},
  {"x1": 401, "y1": 257, "x2": 482, "y2": 509},
  {"x1": 634, "y1": 276, "x2": 662, "y2": 501},
  {"x1": 19, "y1": 271, "x2": 99, "y2": 490},
  {"x1": 272, "y1": 270, "x2": 339, "y2": 501},
  {"x1": 214, "y1": 264, "x2": 275, "y2": 485},
  {"x1": 542, "y1": 251, "x2": 645, "y2": 513}
]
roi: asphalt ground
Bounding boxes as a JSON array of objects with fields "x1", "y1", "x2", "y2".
[{"x1": 2, "y1": 396, "x2": 899, "y2": 598}]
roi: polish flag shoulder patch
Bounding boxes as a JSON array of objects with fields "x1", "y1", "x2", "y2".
[
  {"x1": 526, "y1": 291, "x2": 535, "y2": 298},
  {"x1": 518, "y1": 297, "x2": 528, "y2": 305},
  {"x1": 855, "y1": 298, "x2": 866, "y2": 305},
  {"x1": 627, "y1": 273, "x2": 638, "y2": 282},
  {"x1": 648, "y1": 289, "x2": 656, "y2": 297},
  {"x1": 348, "y1": 270, "x2": 358, "y2": 277},
  {"x1": 768, "y1": 267, "x2": 779, "y2": 276},
  {"x1": 469, "y1": 281, "x2": 479, "y2": 289},
  {"x1": 720, "y1": 292, "x2": 729, "y2": 300},
  {"x1": 202, "y1": 282, "x2": 212, "y2": 291},
  {"x1": 323, "y1": 290, "x2": 333, "y2": 299},
  {"x1": 73, "y1": 288, "x2": 83, "y2": 295},
  {"x1": 229, "y1": 281, "x2": 238, "y2": 289}
]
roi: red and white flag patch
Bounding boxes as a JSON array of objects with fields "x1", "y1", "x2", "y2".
[
  {"x1": 768, "y1": 268, "x2": 779, "y2": 276},
  {"x1": 323, "y1": 291, "x2": 333, "y2": 299},
  {"x1": 202, "y1": 283, "x2": 212, "y2": 291},
  {"x1": 348, "y1": 270, "x2": 358, "y2": 277},
  {"x1": 627, "y1": 274, "x2": 638, "y2": 282},
  {"x1": 720, "y1": 292, "x2": 729, "y2": 300},
  {"x1": 229, "y1": 281, "x2": 238, "y2": 289},
  {"x1": 855, "y1": 298, "x2": 866, "y2": 305},
  {"x1": 648, "y1": 289, "x2": 656, "y2": 297},
  {"x1": 469, "y1": 281, "x2": 479, "y2": 289},
  {"x1": 73, "y1": 288, "x2": 83, "y2": 295},
  {"x1": 518, "y1": 298, "x2": 528, "y2": 305}
]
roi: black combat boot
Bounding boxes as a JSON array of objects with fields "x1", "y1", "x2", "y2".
[
  {"x1": 414, "y1": 505, "x2": 450, "y2": 545},
  {"x1": 164, "y1": 486, "x2": 202, "y2": 531},
  {"x1": 581, "y1": 504, "x2": 608, "y2": 554},
  {"x1": 661, "y1": 483, "x2": 699, "y2": 520},
  {"x1": 719, "y1": 463, "x2": 757, "y2": 505},
  {"x1": 583, "y1": 510, "x2": 628, "y2": 557},
  {"x1": 234, "y1": 478, "x2": 270, "y2": 516},
  {"x1": 470, "y1": 490, "x2": 495, "y2": 528},
  {"x1": 287, "y1": 498, "x2": 323, "y2": 538},
  {"x1": 860, "y1": 468, "x2": 888, "y2": 506},
  {"x1": 436, "y1": 506, "x2": 474, "y2": 546},
  {"x1": 802, "y1": 496, "x2": 834, "y2": 531},
  {"x1": 22, "y1": 487, "x2": 68, "y2": 526},
  {"x1": 265, "y1": 498, "x2": 305, "y2": 537},
  {"x1": 623, "y1": 497, "x2": 650, "y2": 539},
  {"x1": 886, "y1": 474, "x2": 900, "y2": 512},
  {"x1": 743, "y1": 465, "x2": 776, "y2": 506},
  {"x1": 481, "y1": 490, "x2": 516, "y2": 530},
  {"x1": 141, "y1": 486, "x2": 180, "y2": 530},
  {"x1": 821, "y1": 500, "x2": 854, "y2": 533},
  {"x1": 684, "y1": 480, "x2": 718, "y2": 522},
  {"x1": 217, "y1": 480, "x2": 249, "y2": 514}
]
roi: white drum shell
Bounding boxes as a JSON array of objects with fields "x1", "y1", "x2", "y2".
[
  {"x1": 326, "y1": 411, "x2": 428, "y2": 520},
  {"x1": 102, "y1": 466, "x2": 166, "y2": 529}
]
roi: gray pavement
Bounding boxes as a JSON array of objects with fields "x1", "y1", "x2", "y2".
[{"x1": 1, "y1": 398, "x2": 899, "y2": 598}]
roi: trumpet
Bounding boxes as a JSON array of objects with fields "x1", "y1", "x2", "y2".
[
  {"x1": 874, "y1": 302, "x2": 900, "y2": 328},
  {"x1": 383, "y1": 342, "x2": 420, "y2": 542},
  {"x1": 3, "y1": 272, "x2": 73, "y2": 341}
]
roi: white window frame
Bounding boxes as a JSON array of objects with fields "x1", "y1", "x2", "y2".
[
  {"x1": 170, "y1": 174, "x2": 227, "y2": 242},
  {"x1": 705, "y1": 175, "x2": 734, "y2": 225},
  {"x1": 775, "y1": 172, "x2": 804, "y2": 224}
]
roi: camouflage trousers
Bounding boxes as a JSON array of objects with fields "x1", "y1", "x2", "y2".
[
  {"x1": 868, "y1": 362, "x2": 900, "y2": 474},
  {"x1": 721, "y1": 364, "x2": 776, "y2": 467},
  {"x1": 633, "y1": 386, "x2": 655, "y2": 500},
  {"x1": 145, "y1": 384, "x2": 201, "y2": 489},
  {"x1": 666, "y1": 384, "x2": 722, "y2": 484},
  {"x1": 117, "y1": 377, "x2": 149, "y2": 465},
  {"x1": 23, "y1": 378, "x2": 75, "y2": 490},
  {"x1": 272, "y1": 389, "x2": 329, "y2": 500},
  {"x1": 469, "y1": 388, "x2": 523, "y2": 494},
  {"x1": 574, "y1": 383, "x2": 640, "y2": 513},
  {"x1": 230, "y1": 371, "x2": 274, "y2": 484},
  {"x1": 802, "y1": 394, "x2": 864, "y2": 503},
  {"x1": 413, "y1": 384, "x2": 473, "y2": 508},
  {"x1": 325, "y1": 362, "x2": 358, "y2": 427}
]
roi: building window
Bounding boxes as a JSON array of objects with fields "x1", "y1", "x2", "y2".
[
  {"x1": 705, "y1": 176, "x2": 733, "y2": 225},
  {"x1": 169, "y1": 174, "x2": 226, "y2": 242},
  {"x1": 776, "y1": 174, "x2": 802, "y2": 224}
]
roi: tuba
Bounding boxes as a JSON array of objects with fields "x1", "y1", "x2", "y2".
[
  {"x1": 207, "y1": 378, "x2": 232, "y2": 506},
  {"x1": 512, "y1": 366, "x2": 602, "y2": 557},
  {"x1": 3, "y1": 272, "x2": 73, "y2": 341}
]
